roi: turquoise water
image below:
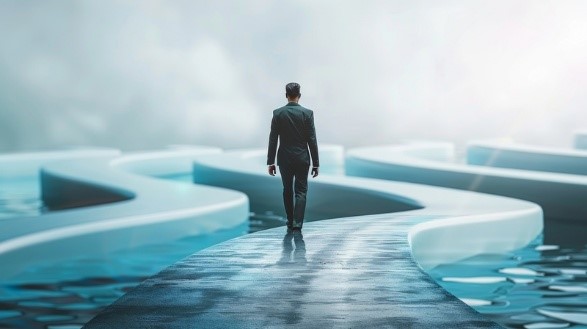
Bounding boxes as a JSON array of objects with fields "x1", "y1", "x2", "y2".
[
  {"x1": 429, "y1": 234, "x2": 587, "y2": 329},
  {"x1": 0, "y1": 174, "x2": 270, "y2": 329},
  {"x1": 2, "y1": 173, "x2": 586, "y2": 328},
  {"x1": 0, "y1": 178, "x2": 45, "y2": 219},
  {"x1": 0, "y1": 224, "x2": 248, "y2": 329}
]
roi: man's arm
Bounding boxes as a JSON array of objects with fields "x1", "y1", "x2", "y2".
[
  {"x1": 306, "y1": 111, "x2": 319, "y2": 176},
  {"x1": 267, "y1": 113, "x2": 278, "y2": 175}
]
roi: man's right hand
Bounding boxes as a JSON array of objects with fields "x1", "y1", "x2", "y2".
[{"x1": 268, "y1": 164, "x2": 276, "y2": 176}]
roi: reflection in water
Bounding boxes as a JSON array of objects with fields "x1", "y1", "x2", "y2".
[
  {"x1": 0, "y1": 276, "x2": 142, "y2": 329},
  {"x1": 278, "y1": 230, "x2": 307, "y2": 265},
  {"x1": 0, "y1": 223, "x2": 248, "y2": 329},
  {"x1": 430, "y1": 233, "x2": 587, "y2": 329}
]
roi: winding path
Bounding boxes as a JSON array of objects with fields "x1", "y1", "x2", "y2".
[{"x1": 84, "y1": 148, "x2": 542, "y2": 328}]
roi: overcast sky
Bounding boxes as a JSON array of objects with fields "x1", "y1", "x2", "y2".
[{"x1": 1, "y1": 0, "x2": 587, "y2": 152}]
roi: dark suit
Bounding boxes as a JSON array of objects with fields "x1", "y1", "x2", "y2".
[{"x1": 267, "y1": 102, "x2": 319, "y2": 229}]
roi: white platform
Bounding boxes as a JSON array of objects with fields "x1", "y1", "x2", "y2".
[
  {"x1": 346, "y1": 143, "x2": 587, "y2": 224},
  {"x1": 0, "y1": 147, "x2": 249, "y2": 280}
]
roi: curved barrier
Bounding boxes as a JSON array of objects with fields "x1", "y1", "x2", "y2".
[
  {"x1": 0, "y1": 147, "x2": 248, "y2": 280},
  {"x1": 346, "y1": 143, "x2": 587, "y2": 229},
  {"x1": 0, "y1": 148, "x2": 122, "y2": 219},
  {"x1": 84, "y1": 147, "x2": 541, "y2": 328},
  {"x1": 194, "y1": 145, "x2": 420, "y2": 221},
  {"x1": 467, "y1": 140, "x2": 587, "y2": 175}
]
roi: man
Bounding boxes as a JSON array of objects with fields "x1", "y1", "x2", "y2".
[{"x1": 267, "y1": 82, "x2": 319, "y2": 232}]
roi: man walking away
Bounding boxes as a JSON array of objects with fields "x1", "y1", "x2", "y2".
[{"x1": 267, "y1": 82, "x2": 319, "y2": 232}]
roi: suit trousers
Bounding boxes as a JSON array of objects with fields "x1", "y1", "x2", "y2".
[{"x1": 278, "y1": 162, "x2": 309, "y2": 228}]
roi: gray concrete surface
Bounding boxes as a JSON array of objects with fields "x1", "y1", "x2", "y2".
[{"x1": 84, "y1": 213, "x2": 503, "y2": 328}]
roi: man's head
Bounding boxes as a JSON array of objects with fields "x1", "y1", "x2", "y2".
[{"x1": 285, "y1": 82, "x2": 301, "y2": 102}]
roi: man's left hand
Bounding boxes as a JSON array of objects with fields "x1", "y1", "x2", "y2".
[{"x1": 311, "y1": 167, "x2": 319, "y2": 178}]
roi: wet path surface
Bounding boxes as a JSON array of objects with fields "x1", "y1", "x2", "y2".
[{"x1": 84, "y1": 214, "x2": 502, "y2": 329}]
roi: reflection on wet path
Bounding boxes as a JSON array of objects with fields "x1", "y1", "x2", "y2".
[
  {"x1": 84, "y1": 214, "x2": 504, "y2": 329},
  {"x1": 278, "y1": 230, "x2": 307, "y2": 266}
]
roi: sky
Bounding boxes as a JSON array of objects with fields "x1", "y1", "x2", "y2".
[{"x1": 1, "y1": 0, "x2": 587, "y2": 152}]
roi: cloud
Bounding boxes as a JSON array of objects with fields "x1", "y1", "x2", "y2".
[{"x1": 1, "y1": 1, "x2": 587, "y2": 152}]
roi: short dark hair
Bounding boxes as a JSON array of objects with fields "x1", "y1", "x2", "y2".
[{"x1": 285, "y1": 82, "x2": 301, "y2": 98}]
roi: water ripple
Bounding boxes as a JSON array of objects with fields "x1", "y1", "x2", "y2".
[
  {"x1": 430, "y1": 234, "x2": 587, "y2": 329},
  {"x1": 538, "y1": 307, "x2": 587, "y2": 326}
]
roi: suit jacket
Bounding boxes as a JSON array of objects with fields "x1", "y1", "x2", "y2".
[{"x1": 267, "y1": 102, "x2": 319, "y2": 168}]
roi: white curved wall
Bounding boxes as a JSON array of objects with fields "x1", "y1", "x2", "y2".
[
  {"x1": 0, "y1": 147, "x2": 248, "y2": 280},
  {"x1": 193, "y1": 146, "x2": 542, "y2": 270},
  {"x1": 346, "y1": 143, "x2": 587, "y2": 224},
  {"x1": 467, "y1": 140, "x2": 587, "y2": 175},
  {"x1": 0, "y1": 143, "x2": 545, "y2": 277}
]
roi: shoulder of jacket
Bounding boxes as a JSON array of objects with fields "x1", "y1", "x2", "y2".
[{"x1": 297, "y1": 105, "x2": 311, "y2": 112}]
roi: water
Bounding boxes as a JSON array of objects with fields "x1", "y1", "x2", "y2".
[
  {"x1": 0, "y1": 178, "x2": 45, "y2": 219},
  {"x1": 429, "y1": 234, "x2": 587, "y2": 329},
  {"x1": 0, "y1": 221, "x2": 253, "y2": 329},
  {"x1": 0, "y1": 173, "x2": 278, "y2": 329},
  {"x1": 2, "y1": 173, "x2": 586, "y2": 328}
]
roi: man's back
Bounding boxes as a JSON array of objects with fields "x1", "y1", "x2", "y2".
[{"x1": 267, "y1": 102, "x2": 319, "y2": 168}]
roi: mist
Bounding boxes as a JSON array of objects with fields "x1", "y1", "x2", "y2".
[{"x1": 1, "y1": 0, "x2": 587, "y2": 152}]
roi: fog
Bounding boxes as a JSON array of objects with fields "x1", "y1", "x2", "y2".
[{"x1": 1, "y1": 0, "x2": 587, "y2": 152}]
